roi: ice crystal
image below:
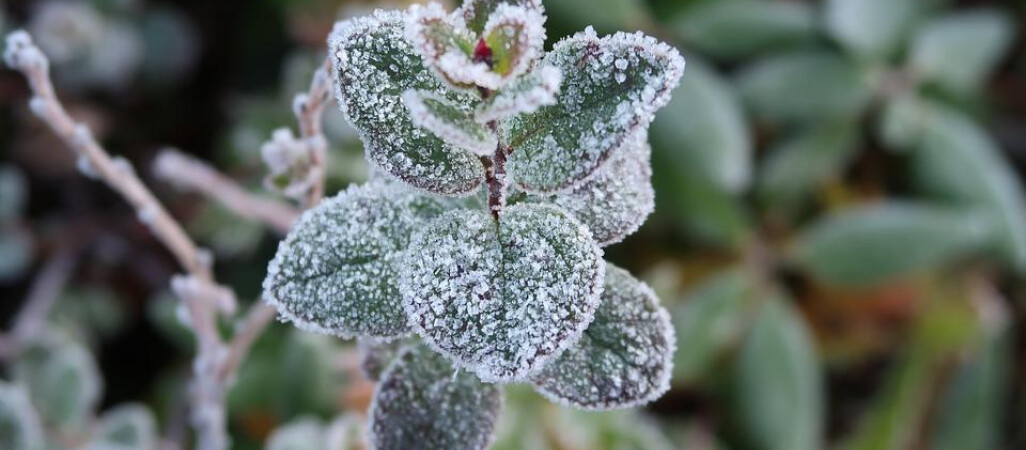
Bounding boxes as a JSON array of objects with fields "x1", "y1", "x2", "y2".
[
  {"x1": 370, "y1": 345, "x2": 502, "y2": 450},
  {"x1": 400, "y1": 204, "x2": 604, "y2": 382},
  {"x1": 531, "y1": 264, "x2": 675, "y2": 410},
  {"x1": 475, "y1": 64, "x2": 562, "y2": 123},
  {"x1": 263, "y1": 181, "x2": 453, "y2": 340},
  {"x1": 329, "y1": 10, "x2": 483, "y2": 196},
  {"x1": 505, "y1": 28, "x2": 685, "y2": 193},
  {"x1": 403, "y1": 89, "x2": 498, "y2": 156}
]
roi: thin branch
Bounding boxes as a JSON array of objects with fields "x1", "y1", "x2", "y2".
[
  {"x1": 0, "y1": 249, "x2": 77, "y2": 360},
  {"x1": 293, "y1": 58, "x2": 332, "y2": 208},
  {"x1": 154, "y1": 149, "x2": 300, "y2": 234},
  {"x1": 217, "y1": 302, "x2": 278, "y2": 381}
]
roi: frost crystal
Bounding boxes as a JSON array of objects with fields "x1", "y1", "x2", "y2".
[
  {"x1": 370, "y1": 345, "x2": 502, "y2": 450},
  {"x1": 403, "y1": 89, "x2": 498, "y2": 156},
  {"x1": 401, "y1": 204, "x2": 604, "y2": 382},
  {"x1": 505, "y1": 29, "x2": 685, "y2": 193},
  {"x1": 329, "y1": 10, "x2": 483, "y2": 196},
  {"x1": 475, "y1": 64, "x2": 562, "y2": 123},
  {"x1": 263, "y1": 181, "x2": 453, "y2": 340},
  {"x1": 478, "y1": 3, "x2": 546, "y2": 85},
  {"x1": 531, "y1": 264, "x2": 675, "y2": 410}
]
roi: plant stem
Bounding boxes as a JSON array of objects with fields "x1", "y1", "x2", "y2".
[{"x1": 483, "y1": 120, "x2": 507, "y2": 220}]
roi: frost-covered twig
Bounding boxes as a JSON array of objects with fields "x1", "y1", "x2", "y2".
[
  {"x1": 154, "y1": 149, "x2": 300, "y2": 234},
  {"x1": 0, "y1": 249, "x2": 77, "y2": 360},
  {"x1": 292, "y1": 59, "x2": 332, "y2": 207}
]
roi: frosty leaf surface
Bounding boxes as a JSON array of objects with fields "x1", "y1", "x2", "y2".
[
  {"x1": 89, "y1": 404, "x2": 157, "y2": 450},
  {"x1": 401, "y1": 204, "x2": 604, "y2": 382},
  {"x1": 403, "y1": 89, "x2": 497, "y2": 156},
  {"x1": 541, "y1": 140, "x2": 653, "y2": 246},
  {"x1": 480, "y1": 3, "x2": 546, "y2": 82},
  {"x1": 263, "y1": 182, "x2": 451, "y2": 339},
  {"x1": 475, "y1": 65, "x2": 562, "y2": 123},
  {"x1": 505, "y1": 28, "x2": 684, "y2": 193},
  {"x1": 405, "y1": 2, "x2": 484, "y2": 91},
  {"x1": 370, "y1": 345, "x2": 502, "y2": 450},
  {"x1": 329, "y1": 10, "x2": 483, "y2": 196},
  {"x1": 531, "y1": 264, "x2": 674, "y2": 410},
  {"x1": 0, "y1": 382, "x2": 44, "y2": 450},
  {"x1": 459, "y1": 0, "x2": 544, "y2": 35}
]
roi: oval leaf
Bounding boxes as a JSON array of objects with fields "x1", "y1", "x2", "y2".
[
  {"x1": 475, "y1": 65, "x2": 562, "y2": 123},
  {"x1": 401, "y1": 203, "x2": 604, "y2": 382},
  {"x1": 370, "y1": 346, "x2": 502, "y2": 450},
  {"x1": 403, "y1": 89, "x2": 497, "y2": 156},
  {"x1": 17, "y1": 343, "x2": 102, "y2": 433},
  {"x1": 263, "y1": 181, "x2": 451, "y2": 339},
  {"x1": 0, "y1": 382, "x2": 44, "y2": 450},
  {"x1": 459, "y1": 0, "x2": 544, "y2": 35},
  {"x1": 824, "y1": 0, "x2": 918, "y2": 60},
  {"x1": 531, "y1": 263, "x2": 674, "y2": 410},
  {"x1": 910, "y1": 9, "x2": 1014, "y2": 94},
  {"x1": 329, "y1": 10, "x2": 483, "y2": 196},
  {"x1": 505, "y1": 28, "x2": 684, "y2": 193},
  {"x1": 670, "y1": 0, "x2": 815, "y2": 60}
]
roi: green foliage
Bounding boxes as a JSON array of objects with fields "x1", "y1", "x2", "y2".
[
  {"x1": 824, "y1": 0, "x2": 918, "y2": 61},
  {"x1": 15, "y1": 340, "x2": 102, "y2": 434},
  {"x1": 0, "y1": 382, "x2": 44, "y2": 450},
  {"x1": 909, "y1": 9, "x2": 1015, "y2": 95},
  {"x1": 671, "y1": 0, "x2": 816, "y2": 60},
  {"x1": 756, "y1": 121, "x2": 858, "y2": 216}
]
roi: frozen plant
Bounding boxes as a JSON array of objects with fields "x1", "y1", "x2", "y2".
[{"x1": 262, "y1": 0, "x2": 685, "y2": 448}]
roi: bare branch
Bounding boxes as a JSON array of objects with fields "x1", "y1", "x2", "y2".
[
  {"x1": 0, "y1": 249, "x2": 77, "y2": 360},
  {"x1": 293, "y1": 58, "x2": 332, "y2": 207}
]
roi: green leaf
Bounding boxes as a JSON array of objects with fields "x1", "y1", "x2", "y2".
[
  {"x1": 672, "y1": 268, "x2": 757, "y2": 386},
  {"x1": 909, "y1": 101, "x2": 1026, "y2": 271},
  {"x1": 370, "y1": 346, "x2": 502, "y2": 450},
  {"x1": 475, "y1": 65, "x2": 562, "y2": 123},
  {"x1": 737, "y1": 52, "x2": 873, "y2": 124},
  {"x1": 650, "y1": 59, "x2": 751, "y2": 193},
  {"x1": 403, "y1": 89, "x2": 497, "y2": 156},
  {"x1": 358, "y1": 338, "x2": 403, "y2": 382},
  {"x1": 651, "y1": 155, "x2": 751, "y2": 248},
  {"x1": 0, "y1": 164, "x2": 27, "y2": 221},
  {"x1": 0, "y1": 382, "x2": 44, "y2": 450},
  {"x1": 756, "y1": 121, "x2": 859, "y2": 215},
  {"x1": 792, "y1": 203, "x2": 993, "y2": 286},
  {"x1": 505, "y1": 29, "x2": 685, "y2": 193},
  {"x1": 263, "y1": 181, "x2": 452, "y2": 340},
  {"x1": 539, "y1": 140, "x2": 653, "y2": 246},
  {"x1": 824, "y1": 0, "x2": 918, "y2": 60},
  {"x1": 480, "y1": 3, "x2": 546, "y2": 82},
  {"x1": 544, "y1": 0, "x2": 649, "y2": 35},
  {"x1": 876, "y1": 93, "x2": 929, "y2": 150},
  {"x1": 909, "y1": 9, "x2": 1015, "y2": 94},
  {"x1": 531, "y1": 263, "x2": 674, "y2": 410},
  {"x1": 405, "y1": 3, "x2": 477, "y2": 90},
  {"x1": 0, "y1": 226, "x2": 33, "y2": 282},
  {"x1": 402, "y1": 204, "x2": 604, "y2": 382},
  {"x1": 329, "y1": 10, "x2": 483, "y2": 196},
  {"x1": 670, "y1": 0, "x2": 816, "y2": 60},
  {"x1": 459, "y1": 0, "x2": 544, "y2": 35},
  {"x1": 731, "y1": 295, "x2": 823, "y2": 450},
  {"x1": 266, "y1": 417, "x2": 326, "y2": 450},
  {"x1": 89, "y1": 404, "x2": 158, "y2": 450},
  {"x1": 16, "y1": 342, "x2": 102, "y2": 433}
]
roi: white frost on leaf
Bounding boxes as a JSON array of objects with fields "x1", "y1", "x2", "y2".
[
  {"x1": 505, "y1": 28, "x2": 685, "y2": 193},
  {"x1": 479, "y1": 2, "x2": 547, "y2": 84},
  {"x1": 459, "y1": 0, "x2": 545, "y2": 34},
  {"x1": 370, "y1": 345, "x2": 502, "y2": 450},
  {"x1": 403, "y1": 89, "x2": 498, "y2": 156},
  {"x1": 400, "y1": 204, "x2": 604, "y2": 382},
  {"x1": 263, "y1": 181, "x2": 453, "y2": 340},
  {"x1": 531, "y1": 264, "x2": 675, "y2": 410},
  {"x1": 475, "y1": 65, "x2": 562, "y2": 123},
  {"x1": 404, "y1": 2, "x2": 485, "y2": 91},
  {"x1": 329, "y1": 10, "x2": 483, "y2": 196},
  {"x1": 261, "y1": 127, "x2": 319, "y2": 201}
]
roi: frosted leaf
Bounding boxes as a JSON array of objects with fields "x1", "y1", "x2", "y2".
[
  {"x1": 403, "y1": 89, "x2": 498, "y2": 156},
  {"x1": 530, "y1": 264, "x2": 674, "y2": 410},
  {"x1": 326, "y1": 414, "x2": 366, "y2": 450},
  {"x1": 87, "y1": 404, "x2": 158, "y2": 450},
  {"x1": 370, "y1": 345, "x2": 502, "y2": 450},
  {"x1": 505, "y1": 29, "x2": 685, "y2": 193},
  {"x1": 404, "y1": 3, "x2": 483, "y2": 91},
  {"x1": 359, "y1": 337, "x2": 404, "y2": 381},
  {"x1": 265, "y1": 417, "x2": 326, "y2": 450},
  {"x1": 475, "y1": 65, "x2": 562, "y2": 123},
  {"x1": 401, "y1": 204, "x2": 604, "y2": 382},
  {"x1": 480, "y1": 3, "x2": 547, "y2": 83},
  {"x1": 15, "y1": 343, "x2": 102, "y2": 433},
  {"x1": 540, "y1": 139, "x2": 653, "y2": 246},
  {"x1": 459, "y1": 0, "x2": 544, "y2": 34},
  {"x1": 0, "y1": 382, "x2": 44, "y2": 450},
  {"x1": 329, "y1": 10, "x2": 483, "y2": 196},
  {"x1": 263, "y1": 181, "x2": 453, "y2": 340},
  {"x1": 261, "y1": 128, "x2": 318, "y2": 201}
]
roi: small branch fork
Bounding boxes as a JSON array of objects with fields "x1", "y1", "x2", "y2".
[{"x1": 3, "y1": 31, "x2": 330, "y2": 450}]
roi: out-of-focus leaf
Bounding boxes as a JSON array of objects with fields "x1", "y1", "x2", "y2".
[
  {"x1": 325, "y1": 413, "x2": 365, "y2": 450},
  {"x1": 756, "y1": 121, "x2": 859, "y2": 216},
  {"x1": 549, "y1": 408, "x2": 676, "y2": 450},
  {"x1": 265, "y1": 417, "x2": 326, "y2": 450},
  {"x1": 909, "y1": 102, "x2": 1026, "y2": 271},
  {"x1": 88, "y1": 404, "x2": 158, "y2": 450},
  {"x1": 731, "y1": 294, "x2": 823, "y2": 450},
  {"x1": 370, "y1": 346, "x2": 502, "y2": 450},
  {"x1": 0, "y1": 164, "x2": 27, "y2": 221},
  {"x1": 824, "y1": 0, "x2": 918, "y2": 61},
  {"x1": 909, "y1": 9, "x2": 1015, "y2": 94},
  {"x1": 652, "y1": 158, "x2": 751, "y2": 248},
  {"x1": 0, "y1": 382, "x2": 44, "y2": 450},
  {"x1": 877, "y1": 93, "x2": 928, "y2": 150},
  {"x1": 52, "y1": 288, "x2": 126, "y2": 343},
  {"x1": 358, "y1": 338, "x2": 403, "y2": 382},
  {"x1": 16, "y1": 342, "x2": 102, "y2": 433},
  {"x1": 792, "y1": 203, "x2": 992, "y2": 286},
  {"x1": 651, "y1": 59, "x2": 752, "y2": 193},
  {"x1": 229, "y1": 332, "x2": 339, "y2": 418},
  {"x1": 0, "y1": 226, "x2": 33, "y2": 282},
  {"x1": 670, "y1": 1, "x2": 816, "y2": 60},
  {"x1": 672, "y1": 268, "x2": 757, "y2": 386},
  {"x1": 544, "y1": 0, "x2": 649, "y2": 34},
  {"x1": 736, "y1": 52, "x2": 873, "y2": 124}
]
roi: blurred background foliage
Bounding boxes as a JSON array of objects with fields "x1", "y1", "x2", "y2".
[{"x1": 2, "y1": 0, "x2": 1026, "y2": 449}]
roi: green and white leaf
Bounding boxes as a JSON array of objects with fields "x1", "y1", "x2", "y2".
[
  {"x1": 370, "y1": 346, "x2": 502, "y2": 450},
  {"x1": 0, "y1": 382, "x2": 44, "y2": 450},
  {"x1": 909, "y1": 9, "x2": 1014, "y2": 94},
  {"x1": 16, "y1": 342, "x2": 102, "y2": 433},
  {"x1": 401, "y1": 204, "x2": 604, "y2": 382},
  {"x1": 731, "y1": 295, "x2": 823, "y2": 450},
  {"x1": 403, "y1": 89, "x2": 497, "y2": 156},
  {"x1": 326, "y1": 414, "x2": 365, "y2": 450},
  {"x1": 87, "y1": 404, "x2": 158, "y2": 450},
  {"x1": 825, "y1": 0, "x2": 918, "y2": 60},
  {"x1": 480, "y1": 2, "x2": 547, "y2": 84},
  {"x1": 505, "y1": 28, "x2": 685, "y2": 193},
  {"x1": 263, "y1": 181, "x2": 452, "y2": 340},
  {"x1": 792, "y1": 203, "x2": 993, "y2": 286},
  {"x1": 329, "y1": 10, "x2": 483, "y2": 196},
  {"x1": 531, "y1": 264, "x2": 674, "y2": 410},
  {"x1": 757, "y1": 122, "x2": 859, "y2": 215},
  {"x1": 538, "y1": 140, "x2": 653, "y2": 246},
  {"x1": 404, "y1": 2, "x2": 479, "y2": 90},
  {"x1": 265, "y1": 417, "x2": 326, "y2": 450},
  {"x1": 670, "y1": 0, "x2": 816, "y2": 60},
  {"x1": 459, "y1": 0, "x2": 544, "y2": 36},
  {"x1": 475, "y1": 65, "x2": 562, "y2": 123}
]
